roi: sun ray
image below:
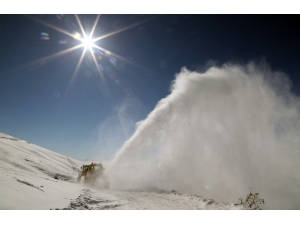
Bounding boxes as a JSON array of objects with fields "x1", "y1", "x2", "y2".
[
  {"x1": 26, "y1": 15, "x2": 77, "y2": 39},
  {"x1": 36, "y1": 44, "x2": 83, "y2": 64},
  {"x1": 63, "y1": 47, "x2": 87, "y2": 101},
  {"x1": 90, "y1": 49, "x2": 109, "y2": 96},
  {"x1": 90, "y1": 48, "x2": 106, "y2": 84},
  {"x1": 92, "y1": 44, "x2": 147, "y2": 71},
  {"x1": 92, "y1": 16, "x2": 159, "y2": 42},
  {"x1": 28, "y1": 45, "x2": 83, "y2": 71},
  {"x1": 90, "y1": 14, "x2": 101, "y2": 38},
  {"x1": 5, "y1": 44, "x2": 83, "y2": 79},
  {"x1": 73, "y1": 48, "x2": 88, "y2": 80},
  {"x1": 75, "y1": 14, "x2": 86, "y2": 38}
]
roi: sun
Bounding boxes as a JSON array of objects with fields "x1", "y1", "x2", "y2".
[
  {"x1": 25, "y1": 14, "x2": 156, "y2": 97},
  {"x1": 82, "y1": 36, "x2": 94, "y2": 49}
]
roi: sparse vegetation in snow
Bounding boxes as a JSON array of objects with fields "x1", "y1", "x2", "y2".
[
  {"x1": 238, "y1": 189, "x2": 265, "y2": 210},
  {"x1": 16, "y1": 179, "x2": 44, "y2": 192}
]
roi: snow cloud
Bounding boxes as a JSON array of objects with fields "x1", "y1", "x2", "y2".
[{"x1": 108, "y1": 62, "x2": 300, "y2": 209}]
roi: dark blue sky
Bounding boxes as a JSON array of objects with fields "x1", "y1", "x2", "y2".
[{"x1": 0, "y1": 15, "x2": 299, "y2": 160}]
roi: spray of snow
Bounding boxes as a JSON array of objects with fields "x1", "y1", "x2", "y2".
[{"x1": 107, "y1": 62, "x2": 300, "y2": 209}]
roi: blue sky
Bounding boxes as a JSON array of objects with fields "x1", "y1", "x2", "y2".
[{"x1": 0, "y1": 14, "x2": 299, "y2": 160}]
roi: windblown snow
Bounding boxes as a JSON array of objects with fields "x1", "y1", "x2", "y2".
[{"x1": 108, "y1": 63, "x2": 300, "y2": 210}]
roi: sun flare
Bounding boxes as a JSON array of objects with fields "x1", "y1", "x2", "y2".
[
  {"x1": 25, "y1": 14, "x2": 154, "y2": 98},
  {"x1": 82, "y1": 36, "x2": 94, "y2": 49}
]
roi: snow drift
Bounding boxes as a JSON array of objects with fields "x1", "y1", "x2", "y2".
[{"x1": 108, "y1": 62, "x2": 300, "y2": 209}]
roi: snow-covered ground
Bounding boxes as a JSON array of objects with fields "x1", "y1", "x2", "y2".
[{"x1": 0, "y1": 132, "x2": 244, "y2": 210}]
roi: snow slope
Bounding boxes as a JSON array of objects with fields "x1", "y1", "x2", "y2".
[
  {"x1": 0, "y1": 132, "x2": 244, "y2": 210},
  {"x1": 0, "y1": 132, "x2": 84, "y2": 209}
]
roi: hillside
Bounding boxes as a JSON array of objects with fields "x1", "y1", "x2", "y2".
[{"x1": 0, "y1": 132, "x2": 244, "y2": 210}]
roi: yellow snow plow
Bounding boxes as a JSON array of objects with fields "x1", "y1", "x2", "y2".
[{"x1": 77, "y1": 162, "x2": 109, "y2": 188}]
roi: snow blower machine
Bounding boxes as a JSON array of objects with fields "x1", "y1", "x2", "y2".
[{"x1": 77, "y1": 162, "x2": 109, "y2": 188}]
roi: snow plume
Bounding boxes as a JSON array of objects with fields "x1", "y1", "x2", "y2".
[
  {"x1": 87, "y1": 97, "x2": 147, "y2": 161},
  {"x1": 107, "y1": 62, "x2": 300, "y2": 209}
]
